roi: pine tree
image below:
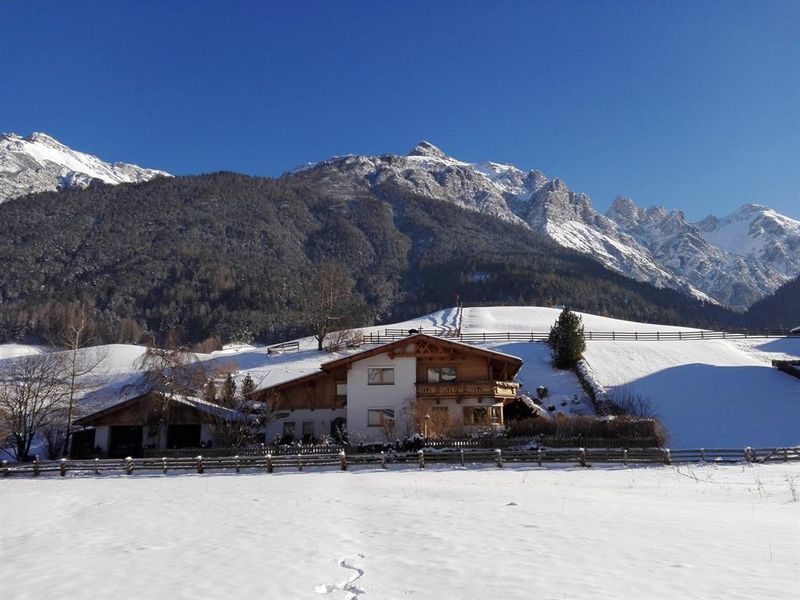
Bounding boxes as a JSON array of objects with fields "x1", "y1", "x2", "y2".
[
  {"x1": 240, "y1": 373, "x2": 255, "y2": 399},
  {"x1": 203, "y1": 378, "x2": 216, "y2": 404},
  {"x1": 220, "y1": 373, "x2": 237, "y2": 407},
  {"x1": 548, "y1": 307, "x2": 586, "y2": 369}
]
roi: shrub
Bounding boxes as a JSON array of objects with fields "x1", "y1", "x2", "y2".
[{"x1": 607, "y1": 386, "x2": 656, "y2": 418}]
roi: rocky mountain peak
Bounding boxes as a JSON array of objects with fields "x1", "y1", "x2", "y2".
[
  {"x1": 407, "y1": 141, "x2": 449, "y2": 159},
  {"x1": 294, "y1": 141, "x2": 799, "y2": 310},
  {"x1": 0, "y1": 131, "x2": 170, "y2": 205}
]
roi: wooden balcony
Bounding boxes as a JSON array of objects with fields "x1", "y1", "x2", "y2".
[{"x1": 415, "y1": 380, "x2": 519, "y2": 400}]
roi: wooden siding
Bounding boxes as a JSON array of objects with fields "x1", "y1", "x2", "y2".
[{"x1": 78, "y1": 394, "x2": 206, "y2": 427}]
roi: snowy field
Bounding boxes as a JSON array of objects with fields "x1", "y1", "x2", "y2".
[
  {"x1": 584, "y1": 337, "x2": 800, "y2": 448},
  {"x1": 2, "y1": 305, "x2": 798, "y2": 448},
  {"x1": 1, "y1": 464, "x2": 798, "y2": 600}
]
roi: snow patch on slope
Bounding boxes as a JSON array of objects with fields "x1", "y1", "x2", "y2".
[{"x1": 0, "y1": 132, "x2": 170, "y2": 203}]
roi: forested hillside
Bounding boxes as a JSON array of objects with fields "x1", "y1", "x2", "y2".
[
  {"x1": 743, "y1": 276, "x2": 800, "y2": 330},
  {"x1": 0, "y1": 172, "x2": 739, "y2": 346}
]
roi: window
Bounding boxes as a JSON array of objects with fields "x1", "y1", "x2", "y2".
[
  {"x1": 367, "y1": 408, "x2": 395, "y2": 427},
  {"x1": 282, "y1": 421, "x2": 296, "y2": 436},
  {"x1": 463, "y1": 406, "x2": 490, "y2": 426},
  {"x1": 335, "y1": 382, "x2": 347, "y2": 397},
  {"x1": 427, "y1": 366, "x2": 457, "y2": 383},
  {"x1": 430, "y1": 406, "x2": 450, "y2": 418},
  {"x1": 367, "y1": 367, "x2": 394, "y2": 385},
  {"x1": 302, "y1": 421, "x2": 315, "y2": 442},
  {"x1": 491, "y1": 406, "x2": 503, "y2": 425},
  {"x1": 426, "y1": 406, "x2": 451, "y2": 437}
]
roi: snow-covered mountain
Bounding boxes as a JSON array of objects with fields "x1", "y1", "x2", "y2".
[
  {"x1": 299, "y1": 141, "x2": 799, "y2": 309},
  {"x1": 0, "y1": 132, "x2": 169, "y2": 204}
]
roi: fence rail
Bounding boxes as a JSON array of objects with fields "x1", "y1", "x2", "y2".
[
  {"x1": 267, "y1": 341, "x2": 300, "y2": 354},
  {"x1": 375, "y1": 328, "x2": 799, "y2": 344},
  {"x1": 4, "y1": 446, "x2": 798, "y2": 478}
]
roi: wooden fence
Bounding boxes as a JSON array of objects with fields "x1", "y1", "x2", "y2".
[
  {"x1": 267, "y1": 341, "x2": 300, "y2": 354},
  {"x1": 260, "y1": 327, "x2": 797, "y2": 356},
  {"x1": 3, "y1": 446, "x2": 798, "y2": 477},
  {"x1": 375, "y1": 328, "x2": 798, "y2": 344}
]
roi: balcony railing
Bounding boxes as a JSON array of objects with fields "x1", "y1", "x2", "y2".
[{"x1": 415, "y1": 380, "x2": 519, "y2": 399}]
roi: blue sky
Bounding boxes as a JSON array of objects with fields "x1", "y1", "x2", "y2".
[{"x1": 2, "y1": 1, "x2": 798, "y2": 220}]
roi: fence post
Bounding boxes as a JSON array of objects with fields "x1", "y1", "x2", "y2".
[
  {"x1": 578, "y1": 448, "x2": 587, "y2": 468},
  {"x1": 94, "y1": 458, "x2": 100, "y2": 475},
  {"x1": 235, "y1": 455, "x2": 240, "y2": 473},
  {"x1": 162, "y1": 457, "x2": 168, "y2": 474},
  {"x1": 339, "y1": 451, "x2": 347, "y2": 471},
  {"x1": 60, "y1": 458, "x2": 67, "y2": 477},
  {"x1": 380, "y1": 451, "x2": 386, "y2": 469},
  {"x1": 1, "y1": 460, "x2": 8, "y2": 477},
  {"x1": 267, "y1": 453, "x2": 274, "y2": 473},
  {"x1": 196, "y1": 455, "x2": 204, "y2": 474},
  {"x1": 33, "y1": 455, "x2": 40, "y2": 477},
  {"x1": 418, "y1": 449, "x2": 425, "y2": 470},
  {"x1": 495, "y1": 449, "x2": 503, "y2": 468},
  {"x1": 744, "y1": 447, "x2": 753, "y2": 463},
  {"x1": 662, "y1": 448, "x2": 671, "y2": 466},
  {"x1": 297, "y1": 454, "x2": 303, "y2": 472},
  {"x1": 460, "y1": 449, "x2": 465, "y2": 468},
  {"x1": 537, "y1": 448, "x2": 542, "y2": 467},
  {"x1": 700, "y1": 448, "x2": 705, "y2": 462},
  {"x1": 623, "y1": 449, "x2": 628, "y2": 466},
  {"x1": 125, "y1": 456, "x2": 134, "y2": 475},
  {"x1": 785, "y1": 448, "x2": 789, "y2": 463}
]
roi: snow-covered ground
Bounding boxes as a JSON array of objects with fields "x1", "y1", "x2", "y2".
[
  {"x1": 490, "y1": 342, "x2": 593, "y2": 415},
  {"x1": 1, "y1": 464, "x2": 797, "y2": 599},
  {"x1": 584, "y1": 338, "x2": 800, "y2": 448},
  {"x1": 2, "y1": 306, "x2": 798, "y2": 447},
  {"x1": 460, "y1": 307, "x2": 800, "y2": 447},
  {"x1": 0, "y1": 343, "x2": 47, "y2": 359}
]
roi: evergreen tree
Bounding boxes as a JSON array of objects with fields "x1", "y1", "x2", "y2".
[
  {"x1": 220, "y1": 373, "x2": 237, "y2": 407},
  {"x1": 203, "y1": 378, "x2": 216, "y2": 404},
  {"x1": 548, "y1": 307, "x2": 586, "y2": 369},
  {"x1": 240, "y1": 373, "x2": 255, "y2": 399}
]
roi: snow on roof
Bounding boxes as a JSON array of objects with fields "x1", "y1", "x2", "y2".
[{"x1": 5, "y1": 306, "x2": 799, "y2": 447}]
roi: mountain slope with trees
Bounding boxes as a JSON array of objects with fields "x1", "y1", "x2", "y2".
[
  {"x1": 743, "y1": 276, "x2": 800, "y2": 330},
  {"x1": 0, "y1": 172, "x2": 741, "y2": 346}
]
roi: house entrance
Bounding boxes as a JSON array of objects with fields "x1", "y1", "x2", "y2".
[
  {"x1": 108, "y1": 425, "x2": 143, "y2": 458},
  {"x1": 70, "y1": 429, "x2": 96, "y2": 459},
  {"x1": 167, "y1": 424, "x2": 201, "y2": 448}
]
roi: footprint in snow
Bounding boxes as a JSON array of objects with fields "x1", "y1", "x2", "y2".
[{"x1": 315, "y1": 553, "x2": 366, "y2": 599}]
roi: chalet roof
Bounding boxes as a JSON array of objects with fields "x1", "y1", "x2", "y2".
[
  {"x1": 75, "y1": 391, "x2": 243, "y2": 426},
  {"x1": 320, "y1": 333, "x2": 524, "y2": 372},
  {"x1": 256, "y1": 369, "x2": 329, "y2": 393}
]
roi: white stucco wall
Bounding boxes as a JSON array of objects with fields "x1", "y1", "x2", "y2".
[
  {"x1": 93, "y1": 426, "x2": 110, "y2": 452},
  {"x1": 265, "y1": 408, "x2": 346, "y2": 443},
  {"x1": 346, "y1": 353, "x2": 417, "y2": 443}
]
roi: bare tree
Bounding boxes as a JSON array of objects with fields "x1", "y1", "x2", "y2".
[
  {"x1": 205, "y1": 373, "x2": 263, "y2": 448},
  {"x1": 302, "y1": 262, "x2": 364, "y2": 351},
  {"x1": 51, "y1": 304, "x2": 107, "y2": 457},
  {"x1": 0, "y1": 353, "x2": 69, "y2": 461},
  {"x1": 135, "y1": 331, "x2": 230, "y2": 442}
]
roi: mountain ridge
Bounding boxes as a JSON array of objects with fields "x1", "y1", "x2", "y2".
[
  {"x1": 0, "y1": 131, "x2": 169, "y2": 204},
  {"x1": 1, "y1": 134, "x2": 796, "y2": 310},
  {"x1": 295, "y1": 141, "x2": 798, "y2": 309}
]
